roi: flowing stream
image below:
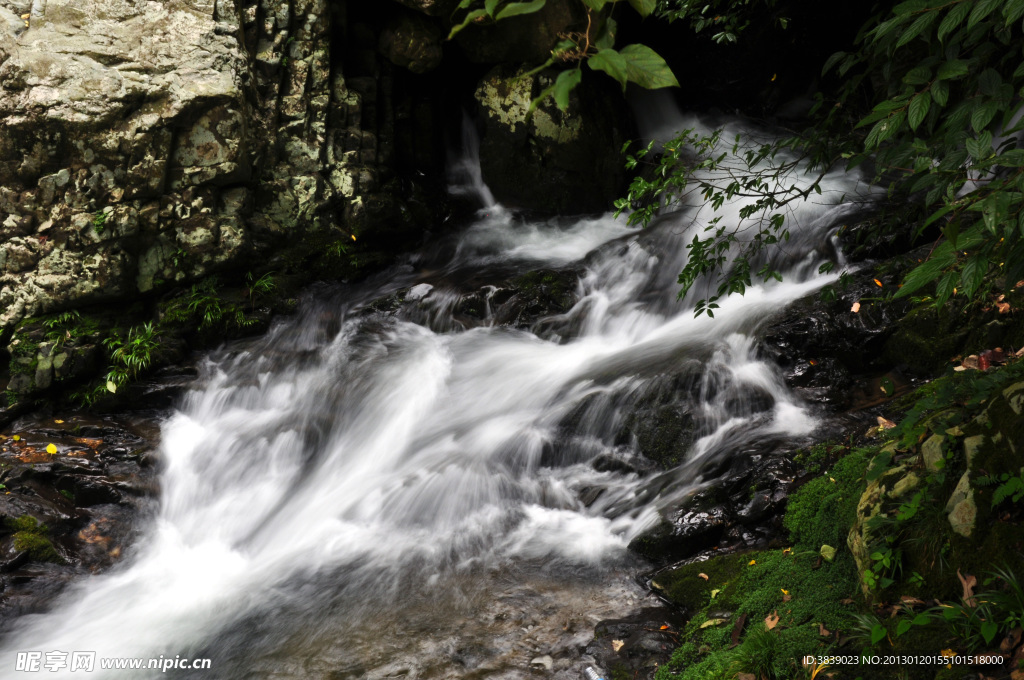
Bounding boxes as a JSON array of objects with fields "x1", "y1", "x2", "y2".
[{"x1": 1, "y1": 106, "x2": 875, "y2": 678}]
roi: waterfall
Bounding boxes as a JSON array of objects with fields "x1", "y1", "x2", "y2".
[{"x1": 0, "y1": 106, "x2": 875, "y2": 679}]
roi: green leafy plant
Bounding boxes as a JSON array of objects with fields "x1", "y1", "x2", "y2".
[
  {"x1": 102, "y1": 322, "x2": 160, "y2": 393},
  {"x1": 990, "y1": 468, "x2": 1024, "y2": 507},
  {"x1": 245, "y1": 271, "x2": 277, "y2": 310},
  {"x1": 449, "y1": 0, "x2": 678, "y2": 112},
  {"x1": 658, "y1": 0, "x2": 789, "y2": 44},
  {"x1": 615, "y1": 127, "x2": 831, "y2": 316},
  {"x1": 92, "y1": 210, "x2": 107, "y2": 233}
]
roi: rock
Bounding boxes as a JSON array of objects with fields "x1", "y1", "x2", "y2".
[
  {"x1": 947, "y1": 493, "x2": 977, "y2": 538},
  {"x1": 758, "y1": 268, "x2": 909, "y2": 407},
  {"x1": 392, "y1": 0, "x2": 457, "y2": 16},
  {"x1": 945, "y1": 472, "x2": 972, "y2": 514},
  {"x1": 455, "y1": 0, "x2": 581, "y2": 64},
  {"x1": 962, "y1": 435, "x2": 984, "y2": 468},
  {"x1": 0, "y1": 0, "x2": 417, "y2": 334},
  {"x1": 475, "y1": 66, "x2": 631, "y2": 214},
  {"x1": 921, "y1": 434, "x2": 945, "y2": 472},
  {"x1": 378, "y1": 11, "x2": 443, "y2": 74}
]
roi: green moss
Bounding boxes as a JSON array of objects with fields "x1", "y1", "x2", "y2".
[
  {"x1": 6, "y1": 515, "x2": 62, "y2": 564},
  {"x1": 784, "y1": 447, "x2": 871, "y2": 552},
  {"x1": 652, "y1": 551, "x2": 750, "y2": 612},
  {"x1": 12, "y1": 532, "x2": 61, "y2": 563}
]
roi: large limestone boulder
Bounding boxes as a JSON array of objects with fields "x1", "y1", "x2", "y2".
[
  {"x1": 475, "y1": 66, "x2": 631, "y2": 214},
  {"x1": 0, "y1": 0, "x2": 373, "y2": 330}
]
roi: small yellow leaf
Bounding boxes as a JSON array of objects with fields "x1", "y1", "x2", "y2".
[
  {"x1": 351, "y1": 234, "x2": 357, "y2": 241},
  {"x1": 748, "y1": 559, "x2": 757, "y2": 566},
  {"x1": 46, "y1": 443, "x2": 57, "y2": 454},
  {"x1": 12, "y1": 435, "x2": 20, "y2": 441},
  {"x1": 940, "y1": 649, "x2": 955, "y2": 658},
  {"x1": 54, "y1": 419, "x2": 64, "y2": 424},
  {"x1": 781, "y1": 589, "x2": 789, "y2": 595},
  {"x1": 782, "y1": 547, "x2": 792, "y2": 555},
  {"x1": 710, "y1": 589, "x2": 721, "y2": 599},
  {"x1": 700, "y1": 618, "x2": 728, "y2": 629},
  {"x1": 874, "y1": 278, "x2": 883, "y2": 287},
  {"x1": 770, "y1": 73, "x2": 777, "y2": 81},
  {"x1": 107, "y1": 380, "x2": 118, "y2": 393}
]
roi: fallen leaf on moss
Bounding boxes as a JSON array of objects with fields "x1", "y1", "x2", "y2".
[
  {"x1": 700, "y1": 618, "x2": 728, "y2": 629},
  {"x1": 748, "y1": 559, "x2": 757, "y2": 566},
  {"x1": 819, "y1": 622, "x2": 831, "y2": 636},
  {"x1": 850, "y1": 301, "x2": 861, "y2": 313},
  {"x1": 765, "y1": 611, "x2": 779, "y2": 630},
  {"x1": 877, "y1": 416, "x2": 896, "y2": 429},
  {"x1": 698, "y1": 572, "x2": 709, "y2": 581}
]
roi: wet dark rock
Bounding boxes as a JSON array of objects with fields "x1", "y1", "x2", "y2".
[
  {"x1": 0, "y1": 414, "x2": 157, "y2": 625},
  {"x1": 378, "y1": 11, "x2": 443, "y2": 74},
  {"x1": 475, "y1": 66, "x2": 631, "y2": 214},
  {"x1": 758, "y1": 268, "x2": 912, "y2": 406},
  {"x1": 493, "y1": 268, "x2": 582, "y2": 330},
  {"x1": 586, "y1": 607, "x2": 687, "y2": 680},
  {"x1": 628, "y1": 454, "x2": 796, "y2": 565}
]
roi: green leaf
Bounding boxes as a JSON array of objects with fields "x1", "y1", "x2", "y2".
[
  {"x1": 579, "y1": 0, "x2": 609, "y2": 9},
  {"x1": 895, "y1": 11, "x2": 937, "y2": 49},
  {"x1": 552, "y1": 68, "x2": 581, "y2": 111},
  {"x1": 594, "y1": 17, "x2": 617, "y2": 50},
  {"x1": 903, "y1": 65, "x2": 931, "y2": 85},
  {"x1": 967, "y1": 0, "x2": 1002, "y2": 29},
  {"x1": 1006, "y1": 0, "x2": 1024, "y2": 25},
  {"x1": 618, "y1": 44, "x2": 680, "y2": 89},
  {"x1": 822, "y1": 51, "x2": 847, "y2": 75},
  {"x1": 938, "y1": 1, "x2": 971, "y2": 42},
  {"x1": 924, "y1": 204, "x2": 953, "y2": 228},
  {"x1": 106, "y1": 380, "x2": 118, "y2": 394},
  {"x1": 485, "y1": 0, "x2": 501, "y2": 16},
  {"x1": 627, "y1": 0, "x2": 656, "y2": 18},
  {"x1": 960, "y1": 255, "x2": 988, "y2": 297},
  {"x1": 912, "y1": 613, "x2": 931, "y2": 626},
  {"x1": 936, "y1": 271, "x2": 957, "y2": 304},
  {"x1": 895, "y1": 257, "x2": 950, "y2": 298},
  {"x1": 981, "y1": 620, "x2": 999, "y2": 645},
  {"x1": 908, "y1": 92, "x2": 931, "y2": 130},
  {"x1": 448, "y1": 8, "x2": 488, "y2": 38},
  {"x1": 588, "y1": 48, "x2": 629, "y2": 91},
  {"x1": 932, "y1": 79, "x2": 949, "y2": 107},
  {"x1": 871, "y1": 624, "x2": 887, "y2": 645},
  {"x1": 937, "y1": 59, "x2": 969, "y2": 80},
  {"x1": 978, "y1": 68, "x2": 1003, "y2": 96},
  {"x1": 495, "y1": 0, "x2": 546, "y2": 21},
  {"x1": 896, "y1": 620, "x2": 913, "y2": 637},
  {"x1": 971, "y1": 101, "x2": 999, "y2": 132}
]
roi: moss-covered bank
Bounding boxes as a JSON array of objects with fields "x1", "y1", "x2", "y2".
[{"x1": 649, "y1": 360, "x2": 1024, "y2": 680}]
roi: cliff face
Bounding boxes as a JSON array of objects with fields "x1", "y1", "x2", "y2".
[{"x1": 0, "y1": 0, "x2": 384, "y2": 330}]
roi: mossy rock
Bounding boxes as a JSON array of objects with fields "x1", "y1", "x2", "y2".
[
  {"x1": 651, "y1": 551, "x2": 752, "y2": 612},
  {"x1": 5, "y1": 515, "x2": 62, "y2": 564}
]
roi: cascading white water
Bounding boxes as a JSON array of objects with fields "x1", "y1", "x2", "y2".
[{"x1": 1, "y1": 106, "x2": 875, "y2": 679}]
